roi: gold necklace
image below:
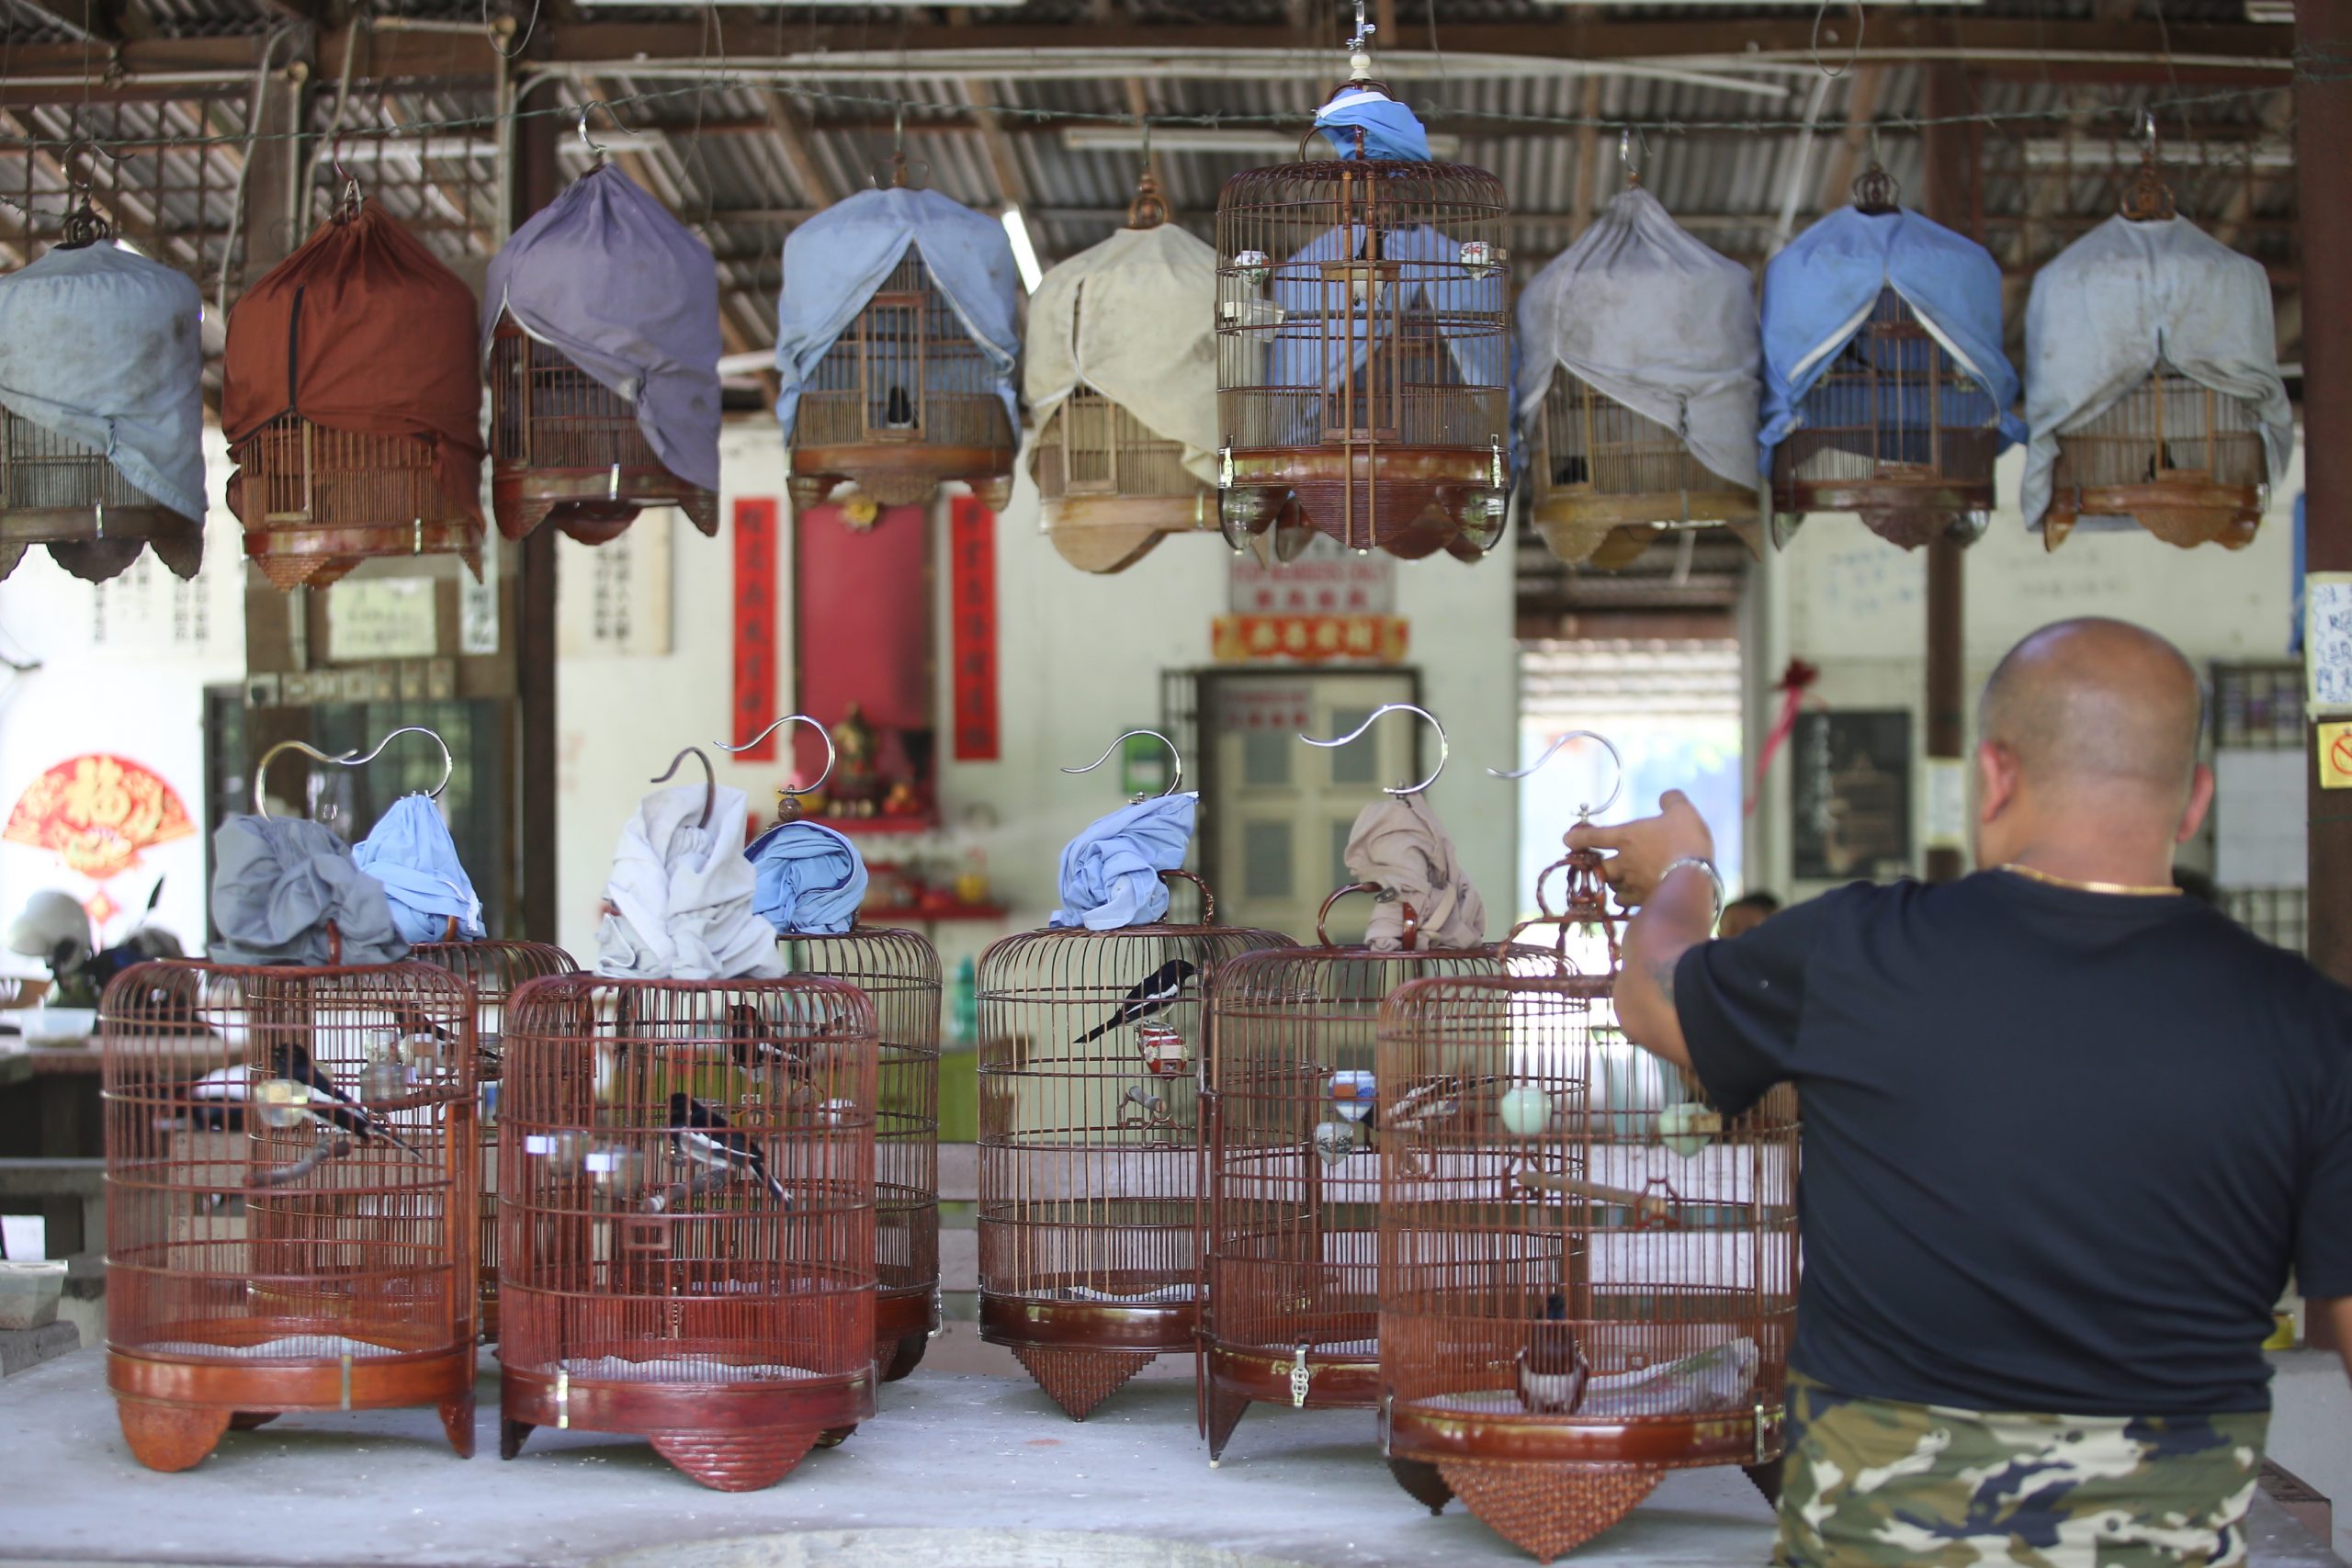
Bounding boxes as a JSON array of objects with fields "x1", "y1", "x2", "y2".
[{"x1": 1998, "y1": 863, "x2": 2181, "y2": 897}]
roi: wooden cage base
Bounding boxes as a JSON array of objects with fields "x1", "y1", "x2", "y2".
[
  {"x1": 875, "y1": 1286, "x2": 940, "y2": 1384},
  {"x1": 789, "y1": 446, "x2": 1015, "y2": 513},
  {"x1": 109, "y1": 1344, "x2": 477, "y2": 1472},
  {"x1": 1201, "y1": 1342, "x2": 1379, "y2": 1462},
  {"x1": 2043, "y1": 484, "x2": 2264, "y2": 551},
  {"x1": 1041, "y1": 492, "x2": 1215, "y2": 573},
  {"x1": 492, "y1": 470, "x2": 721, "y2": 546},
  {"x1": 1436, "y1": 1457, "x2": 1662, "y2": 1562},
  {"x1": 1011, "y1": 1345, "x2": 1158, "y2": 1421},
  {"x1": 0, "y1": 506, "x2": 205, "y2": 584}
]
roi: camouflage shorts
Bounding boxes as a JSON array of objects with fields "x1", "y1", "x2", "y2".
[{"x1": 1775, "y1": 1371, "x2": 2270, "y2": 1568}]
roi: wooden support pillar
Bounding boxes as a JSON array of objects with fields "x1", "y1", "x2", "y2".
[
  {"x1": 2299, "y1": 0, "x2": 2352, "y2": 987},
  {"x1": 1922, "y1": 62, "x2": 1973, "y2": 884},
  {"x1": 512, "y1": 77, "x2": 561, "y2": 943}
]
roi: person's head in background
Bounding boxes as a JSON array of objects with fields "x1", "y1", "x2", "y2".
[
  {"x1": 1718, "y1": 892, "x2": 1781, "y2": 940},
  {"x1": 1973, "y1": 618, "x2": 2212, "y2": 885}
]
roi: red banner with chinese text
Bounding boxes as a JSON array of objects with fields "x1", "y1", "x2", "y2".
[
  {"x1": 1212, "y1": 615, "x2": 1409, "y2": 664},
  {"x1": 731, "y1": 498, "x2": 780, "y2": 761},
  {"x1": 950, "y1": 498, "x2": 1001, "y2": 761}
]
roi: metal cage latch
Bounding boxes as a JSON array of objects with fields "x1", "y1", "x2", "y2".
[
  {"x1": 339, "y1": 1351, "x2": 354, "y2": 1411},
  {"x1": 556, "y1": 1367, "x2": 571, "y2": 1429},
  {"x1": 1288, "y1": 1343, "x2": 1315, "y2": 1408}
]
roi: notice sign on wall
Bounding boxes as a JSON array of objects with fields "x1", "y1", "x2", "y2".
[
  {"x1": 1791, "y1": 710, "x2": 1912, "y2": 882},
  {"x1": 327, "y1": 579, "x2": 438, "y2": 660},
  {"x1": 1228, "y1": 532, "x2": 1396, "y2": 615}
]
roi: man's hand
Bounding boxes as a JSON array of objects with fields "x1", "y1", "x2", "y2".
[{"x1": 1566, "y1": 791, "x2": 1717, "y2": 907}]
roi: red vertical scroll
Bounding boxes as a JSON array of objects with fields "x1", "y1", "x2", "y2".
[
  {"x1": 950, "y1": 497, "x2": 1000, "y2": 761},
  {"x1": 732, "y1": 497, "x2": 780, "y2": 761}
]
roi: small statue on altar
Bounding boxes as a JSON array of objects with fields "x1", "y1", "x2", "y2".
[{"x1": 830, "y1": 703, "x2": 882, "y2": 817}]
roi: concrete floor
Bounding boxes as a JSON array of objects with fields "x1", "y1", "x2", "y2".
[{"x1": 2, "y1": 1337, "x2": 2345, "y2": 1568}]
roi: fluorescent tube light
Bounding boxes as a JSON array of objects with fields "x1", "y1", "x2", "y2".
[
  {"x1": 1001, "y1": 205, "x2": 1044, "y2": 294},
  {"x1": 1063, "y1": 125, "x2": 1462, "y2": 157},
  {"x1": 2018, "y1": 138, "x2": 2292, "y2": 169}
]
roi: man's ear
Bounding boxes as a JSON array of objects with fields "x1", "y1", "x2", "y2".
[
  {"x1": 2177, "y1": 761, "x2": 2216, "y2": 844},
  {"x1": 1975, "y1": 739, "x2": 2019, "y2": 824}
]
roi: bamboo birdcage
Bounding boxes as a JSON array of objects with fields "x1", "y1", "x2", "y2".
[
  {"x1": 1215, "y1": 88, "x2": 1512, "y2": 561},
  {"x1": 228, "y1": 416, "x2": 480, "y2": 591},
  {"x1": 1377, "y1": 852, "x2": 1799, "y2": 1562},
  {"x1": 497, "y1": 975, "x2": 878, "y2": 1492},
  {"x1": 100, "y1": 953, "x2": 479, "y2": 1472},
  {"x1": 407, "y1": 939, "x2": 580, "y2": 1344},
  {"x1": 978, "y1": 870, "x2": 1293, "y2": 1419},
  {"x1": 487, "y1": 315, "x2": 721, "y2": 546},
  {"x1": 1201, "y1": 882, "x2": 1521, "y2": 1463},
  {"x1": 1530, "y1": 371, "x2": 1761, "y2": 570},
  {"x1": 774, "y1": 926, "x2": 942, "y2": 1382}
]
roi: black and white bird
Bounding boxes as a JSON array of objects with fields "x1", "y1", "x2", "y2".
[
  {"x1": 667, "y1": 1092, "x2": 787, "y2": 1203},
  {"x1": 266, "y1": 1041, "x2": 426, "y2": 1159},
  {"x1": 1516, "y1": 1291, "x2": 1590, "y2": 1416},
  {"x1": 1074, "y1": 959, "x2": 1196, "y2": 1045},
  {"x1": 883, "y1": 384, "x2": 917, "y2": 430}
]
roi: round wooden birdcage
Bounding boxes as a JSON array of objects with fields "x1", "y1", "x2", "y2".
[
  {"x1": 228, "y1": 414, "x2": 481, "y2": 591},
  {"x1": 99, "y1": 953, "x2": 479, "y2": 1472},
  {"x1": 1214, "y1": 144, "x2": 1511, "y2": 561},
  {"x1": 486, "y1": 313, "x2": 720, "y2": 547},
  {"x1": 406, "y1": 939, "x2": 580, "y2": 1344},
  {"x1": 787, "y1": 245, "x2": 1016, "y2": 515},
  {"x1": 1376, "y1": 852, "x2": 1799, "y2": 1561},
  {"x1": 1528, "y1": 370, "x2": 1760, "y2": 570},
  {"x1": 1769, "y1": 287, "x2": 2000, "y2": 551},
  {"x1": 1201, "y1": 882, "x2": 1527, "y2": 1463},
  {"x1": 0, "y1": 405, "x2": 204, "y2": 584},
  {"x1": 497, "y1": 974, "x2": 877, "y2": 1492},
  {"x1": 2045, "y1": 367, "x2": 2268, "y2": 550},
  {"x1": 978, "y1": 871, "x2": 1293, "y2": 1419},
  {"x1": 775, "y1": 926, "x2": 941, "y2": 1382}
]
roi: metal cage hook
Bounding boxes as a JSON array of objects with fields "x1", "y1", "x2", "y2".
[
  {"x1": 1488, "y1": 729, "x2": 1624, "y2": 822},
  {"x1": 1302, "y1": 703, "x2": 1448, "y2": 797},
  {"x1": 716, "y1": 715, "x2": 837, "y2": 797},
  {"x1": 579, "y1": 100, "x2": 610, "y2": 165},
  {"x1": 1061, "y1": 729, "x2": 1184, "y2": 802},
  {"x1": 1620, "y1": 126, "x2": 1641, "y2": 187},
  {"x1": 329, "y1": 130, "x2": 361, "y2": 221},
  {"x1": 650, "y1": 746, "x2": 718, "y2": 831},
  {"x1": 251, "y1": 726, "x2": 450, "y2": 818}
]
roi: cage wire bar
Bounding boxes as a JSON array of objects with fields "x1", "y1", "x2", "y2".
[
  {"x1": 101, "y1": 955, "x2": 480, "y2": 1472},
  {"x1": 1769, "y1": 287, "x2": 2001, "y2": 551},
  {"x1": 1526, "y1": 371, "x2": 1760, "y2": 571},
  {"x1": 775, "y1": 926, "x2": 943, "y2": 1382},
  {"x1": 1376, "y1": 852, "x2": 1798, "y2": 1561},
  {"x1": 1202, "y1": 880, "x2": 1532, "y2": 1462},
  {"x1": 2045, "y1": 368, "x2": 2268, "y2": 549},
  {"x1": 488, "y1": 315, "x2": 720, "y2": 546},
  {"x1": 788, "y1": 248, "x2": 1016, "y2": 514},
  {"x1": 978, "y1": 871, "x2": 1294, "y2": 1420},
  {"x1": 497, "y1": 975, "x2": 878, "y2": 1493},
  {"x1": 408, "y1": 940, "x2": 579, "y2": 1344},
  {"x1": 1215, "y1": 143, "x2": 1511, "y2": 562}
]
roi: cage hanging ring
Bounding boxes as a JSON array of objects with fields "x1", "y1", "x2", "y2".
[
  {"x1": 339, "y1": 725, "x2": 458, "y2": 802},
  {"x1": 1301, "y1": 703, "x2": 1447, "y2": 796},
  {"x1": 1062, "y1": 729, "x2": 1184, "y2": 800},
  {"x1": 252, "y1": 739, "x2": 359, "y2": 818},
  {"x1": 650, "y1": 747, "x2": 718, "y2": 830},
  {"x1": 716, "y1": 715, "x2": 835, "y2": 797},
  {"x1": 1488, "y1": 729, "x2": 1623, "y2": 820},
  {"x1": 579, "y1": 100, "x2": 611, "y2": 164}
]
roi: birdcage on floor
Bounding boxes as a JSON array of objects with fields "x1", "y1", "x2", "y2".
[
  {"x1": 1215, "y1": 49, "x2": 1511, "y2": 563},
  {"x1": 1202, "y1": 882, "x2": 1522, "y2": 1462},
  {"x1": 1028, "y1": 171, "x2": 1219, "y2": 573},
  {"x1": 2024, "y1": 136, "x2": 2290, "y2": 553},
  {"x1": 99, "y1": 953, "x2": 479, "y2": 1472},
  {"x1": 777, "y1": 164, "x2": 1019, "y2": 516},
  {"x1": 222, "y1": 193, "x2": 486, "y2": 590},
  {"x1": 774, "y1": 926, "x2": 940, "y2": 1382},
  {"x1": 407, "y1": 940, "x2": 579, "y2": 1344},
  {"x1": 1762, "y1": 170, "x2": 2020, "y2": 552},
  {"x1": 0, "y1": 200, "x2": 208, "y2": 584},
  {"x1": 498, "y1": 975, "x2": 877, "y2": 1492},
  {"x1": 978, "y1": 871, "x2": 1292, "y2": 1419},
  {"x1": 1377, "y1": 852, "x2": 1799, "y2": 1561}
]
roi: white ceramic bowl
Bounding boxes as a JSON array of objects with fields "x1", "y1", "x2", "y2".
[
  {"x1": 0, "y1": 1260, "x2": 66, "y2": 1330},
  {"x1": 18, "y1": 1008, "x2": 96, "y2": 1043}
]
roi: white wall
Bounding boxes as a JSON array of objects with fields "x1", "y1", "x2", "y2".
[
  {"x1": 0, "y1": 429, "x2": 248, "y2": 964},
  {"x1": 1747, "y1": 443, "x2": 2305, "y2": 897},
  {"x1": 554, "y1": 423, "x2": 1520, "y2": 964}
]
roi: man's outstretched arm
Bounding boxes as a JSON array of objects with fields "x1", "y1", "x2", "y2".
[{"x1": 1566, "y1": 789, "x2": 1722, "y2": 1075}]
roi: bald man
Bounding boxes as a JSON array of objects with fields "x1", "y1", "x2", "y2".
[{"x1": 1573, "y1": 618, "x2": 2352, "y2": 1568}]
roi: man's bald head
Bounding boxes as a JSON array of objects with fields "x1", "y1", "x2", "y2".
[{"x1": 1979, "y1": 619, "x2": 2203, "y2": 807}]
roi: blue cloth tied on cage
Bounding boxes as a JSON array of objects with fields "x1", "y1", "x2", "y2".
[
  {"x1": 481, "y1": 164, "x2": 724, "y2": 492},
  {"x1": 746, "y1": 818, "x2": 869, "y2": 936},
  {"x1": 1314, "y1": 86, "x2": 1433, "y2": 162},
  {"x1": 772, "y1": 185, "x2": 1023, "y2": 445},
  {"x1": 1758, "y1": 206, "x2": 2026, "y2": 477},
  {"x1": 353, "y1": 793, "x2": 485, "y2": 944},
  {"x1": 1049, "y1": 793, "x2": 1199, "y2": 931},
  {"x1": 209, "y1": 815, "x2": 408, "y2": 967}
]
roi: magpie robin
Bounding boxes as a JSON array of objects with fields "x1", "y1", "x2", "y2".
[
  {"x1": 267, "y1": 1041, "x2": 426, "y2": 1159},
  {"x1": 1516, "y1": 1291, "x2": 1590, "y2": 1416},
  {"x1": 667, "y1": 1092, "x2": 787, "y2": 1203},
  {"x1": 1074, "y1": 959, "x2": 1196, "y2": 1045}
]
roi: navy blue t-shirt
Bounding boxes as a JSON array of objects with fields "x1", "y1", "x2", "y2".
[{"x1": 1675, "y1": 869, "x2": 2352, "y2": 1416}]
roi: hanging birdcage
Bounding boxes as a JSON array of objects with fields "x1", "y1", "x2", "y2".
[
  {"x1": 498, "y1": 974, "x2": 877, "y2": 1492},
  {"x1": 776, "y1": 163, "x2": 1019, "y2": 515},
  {"x1": 1518, "y1": 187, "x2": 1761, "y2": 570},
  {"x1": 978, "y1": 870, "x2": 1292, "y2": 1419},
  {"x1": 484, "y1": 155, "x2": 722, "y2": 547},
  {"x1": 1028, "y1": 170, "x2": 1218, "y2": 573},
  {"x1": 222, "y1": 192, "x2": 486, "y2": 589},
  {"x1": 1762, "y1": 167, "x2": 2022, "y2": 551},
  {"x1": 2023, "y1": 132, "x2": 2290, "y2": 552},
  {"x1": 774, "y1": 926, "x2": 941, "y2": 1382},
  {"x1": 0, "y1": 196, "x2": 208, "y2": 585},
  {"x1": 99, "y1": 953, "x2": 479, "y2": 1472},
  {"x1": 1201, "y1": 881, "x2": 1523, "y2": 1462},
  {"x1": 1215, "y1": 33, "x2": 1511, "y2": 562},
  {"x1": 407, "y1": 940, "x2": 579, "y2": 1344},
  {"x1": 1377, "y1": 851, "x2": 1800, "y2": 1561}
]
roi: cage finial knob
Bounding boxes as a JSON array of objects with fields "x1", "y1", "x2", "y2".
[{"x1": 2120, "y1": 112, "x2": 2176, "y2": 222}]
